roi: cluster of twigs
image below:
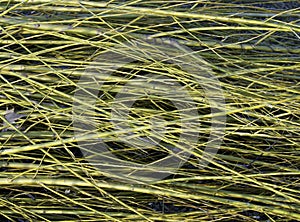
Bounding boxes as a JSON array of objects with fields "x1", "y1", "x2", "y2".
[{"x1": 0, "y1": 0, "x2": 300, "y2": 221}]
